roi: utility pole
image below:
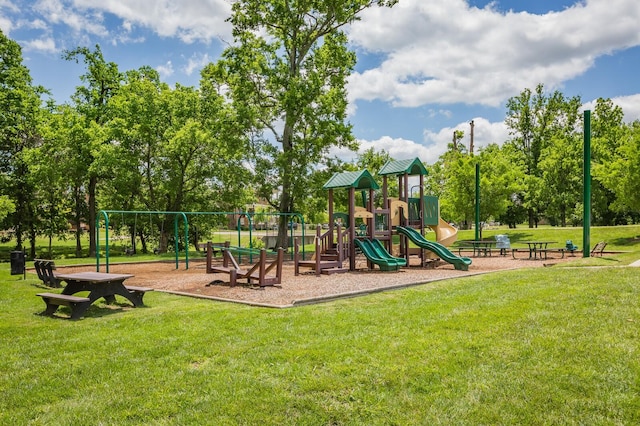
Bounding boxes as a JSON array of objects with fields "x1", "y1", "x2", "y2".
[
  {"x1": 452, "y1": 131, "x2": 457, "y2": 151},
  {"x1": 469, "y1": 120, "x2": 475, "y2": 154}
]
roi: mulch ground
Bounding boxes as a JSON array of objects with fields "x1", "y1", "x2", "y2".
[{"x1": 53, "y1": 252, "x2": 580, "y2": 308}]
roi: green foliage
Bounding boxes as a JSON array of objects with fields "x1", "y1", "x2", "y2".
[
  {"x1": 0, "y1": 29, "x2": 47, "y2": 254},
  {"x1": 0, "y1": 195, "x2": 14, "y2": 222},
  {"x1": 505, "y1": 84, "x2": 582, "y2": 227},
  {"x1": 215, "y1": 0, "x2": 397, "y2": 247}
]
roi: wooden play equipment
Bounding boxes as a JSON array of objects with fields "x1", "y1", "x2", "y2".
[
  {"x1": 323, "y1": 170, "x2": 380, "y2": 271},
  {"x1": 205, "y1": 242, "x2": 284, "y2": 287},
  {"x1": 294, "y1": 225, "x2": 349, "y2": 276}
]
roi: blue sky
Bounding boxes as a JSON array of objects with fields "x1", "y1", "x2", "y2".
[{"x1": 2, "y1": 0, "x2": 640, "y2": 163}]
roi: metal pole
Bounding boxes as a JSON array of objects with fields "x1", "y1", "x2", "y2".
[
  {"x1": 475, "y1": 163, "x2": 480, "y2": 241},
  {"x1": 583, "y1": 110, "x2": 592, "y2": 257}
]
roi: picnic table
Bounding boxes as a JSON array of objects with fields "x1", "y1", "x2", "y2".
[
  {"x1": 37, "y1": 272, "x2": 151, "y2": 319},
  {"x1": 518, "y1": 241, "x2": 557, "y2": 259},
  {"x1": 459, "y1": 240, "x2": 497, "y2": 257}
]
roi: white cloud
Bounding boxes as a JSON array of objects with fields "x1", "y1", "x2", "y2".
[
  {"x1": 584, "y1": 94, "x2": 640, "y2": 123},
  {"x1": 22, "y1": 36, "x2": 57, "y2": 53},
  {"x1": 34, "y1": 0, "x2": 108, "y2": 37},
  {"x1": 421, "y1": 117, "x2": 510, "y2": 162},
  {"x1": 331, "y1": 117, "x2": 509, "y2": 165},
  {"x1": 156, "y1": 60, "x2": 174, "y2": 78},
  {"x1": 348, "y1": 0, "x2": 640, "y2": 108},
  {"x1": 183, "y1": 53, "x2": 211, "y2": 76},
  {"x1": 70, "y1": 0, "x2": 232, "y2": 43}
]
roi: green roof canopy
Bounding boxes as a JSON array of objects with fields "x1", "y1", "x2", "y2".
[
  {"x1": 323, "y1": 170, "x2": 380, "y2": 190},
  {"x1": 378, "y1": 158, "x2": 428, "y2": 176}
]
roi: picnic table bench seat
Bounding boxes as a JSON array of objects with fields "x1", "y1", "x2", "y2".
[
  {"x1": 537, "y1": 248, "x2": 565, "y2": 259},
  {"x1": 458, "y1": 246, "x2": 501, "y2": 256},
  {"x1": 36, "y1": 292, "x2": 91, "y2": 320},
  {"x1": 124, "y1": 285, "x2": 154, "y2": 305},
  {"x1": 34, "y1": 259, "x2": 62, "y2": 288}
]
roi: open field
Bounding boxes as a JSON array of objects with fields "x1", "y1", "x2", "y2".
[{"x1": 1, "y1": 225, "x2": 639, "y2": 424}]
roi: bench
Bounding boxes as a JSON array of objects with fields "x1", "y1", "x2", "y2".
[
  {"x1": 124, "y1": 285, "x2": 154, "y2": 305},
  {"x1": 537, "y1": 248, "x2": 565, "y2": 259},
  {"x1": 591, "y1": 241, "x2": 607, "y2": 256},
  {"x1": 36, "y1": 292, "x2": 91, "y2": 320},
  {"x1": 34, "y1": 259, "x2": 62, "y2": 288},
  {"x1": 458, "y1": 246, "x2": 501, "y2": 257}
]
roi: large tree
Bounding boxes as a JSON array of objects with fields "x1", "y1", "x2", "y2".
[
  {"x1": 505, "y1": 84, "x2": 581, "y2": 227},
  {"x1": 64, "y1": 45, "x2": 122, "y2": 256},
  {"x1": 211, "y1": 0, "x2": 397, "y2": 248},
  {"x1": 0, "y1": 29, "x2": 46, "y2": 256}
]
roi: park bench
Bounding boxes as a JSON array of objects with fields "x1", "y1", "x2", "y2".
[
  {"x1": 591, "y1": 241, "x2": 607, "y2": 256},
  {"x1": 36, "y1": 292, "x2": 91, "y2": 320},
  {"x1": 34, "y1": 259, "x2": 62, "y2": 288},
  {"x1": 537, "y1": 248, "x2": 565, "y2": 259},
  {"x1": 124, "y1": 285, "x2": 154, "y2": 305}
]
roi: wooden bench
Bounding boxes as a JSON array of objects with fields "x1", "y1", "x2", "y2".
[
  {"x1": 591, "y1": 241, "x2": 607, "y2": 256},
  {"x1": 34, "y1": 259, "x2": 62, "y2": 288},
  {"x1": 124, "y1": 285, "x2": 154, "y2": 305},
  {"x1": 36, "y1": 292, "x2": 91, "y2": 320}
]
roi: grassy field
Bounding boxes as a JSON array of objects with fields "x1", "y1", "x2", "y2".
[{"x1": 1, "y1": 226, "x2": 639, "y2": 424}]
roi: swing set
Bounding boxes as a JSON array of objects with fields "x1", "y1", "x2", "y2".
[{"x1": 96, "y1": 210, "x2": 306, "y2": 273}]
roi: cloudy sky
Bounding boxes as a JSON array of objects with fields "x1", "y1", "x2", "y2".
[{"x1": 2, "y1": 0, "x2": 640, "y2": 163}]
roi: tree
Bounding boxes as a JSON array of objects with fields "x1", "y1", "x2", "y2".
[
  {"x1": 64, "y1": 45, "x2": 123, "y2": 256},
  {"x1": 104, "y1": 67, "x2": 252, "y2": 252},
  {"x1": 538, "y1": 134, "x2": 583, "y2": 226},
  {"x1": 600, "y1": 121, "x2": 640, "y2": 213},
  {"x1": 213, "y1": 0, "x2": 397, "y2": 249},
  {"x1": 0, "y1": 29, "x2": 46, "y2": 256},
  {"x1": 28, "y1": 105, "x2": 86, "y2": 257},
  {"x1": 505, "y1": 84, "x2": 581, "y2": 227},
  {"x1": 590, "y1": 98, "x2": 628, "y2": 225}
]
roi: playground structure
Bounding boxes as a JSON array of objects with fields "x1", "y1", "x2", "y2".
[
  {"x1": 205, "y1": 242, "x2": 284, "y2": 287},
  {"x1": 295, "y1": 157, "x2": 471, "y2": 274},
  {"x1": 96, "y1": 157, "x2": 470, "y2": 278}
]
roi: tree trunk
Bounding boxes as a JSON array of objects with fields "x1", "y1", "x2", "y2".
[{"x1": 88, "y1": 175, "x2": 97, "y2": 257}]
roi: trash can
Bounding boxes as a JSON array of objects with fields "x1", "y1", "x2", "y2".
[
  {"x1": 10, "y1": 250, "x2": 26, "y2": 276},
  {"x1": 495, "y1": 235, "x2": 510, "y2": 255}
]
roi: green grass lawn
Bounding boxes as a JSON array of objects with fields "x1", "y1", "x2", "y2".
[{"x1": 1, "y1": 226, "x2": 640, "y2": 424}]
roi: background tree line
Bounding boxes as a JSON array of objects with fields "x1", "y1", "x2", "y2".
[{"x1": 2, "y1": 1, "x2": 640, "y2": 258}]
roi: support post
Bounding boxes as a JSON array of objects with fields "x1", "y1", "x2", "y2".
[
  {"x1": 583, "y1": 110, "x2": 592, "y2": 257},
  {"x1": 475, "y1": 163, "x2": 480, "y2": 241}
]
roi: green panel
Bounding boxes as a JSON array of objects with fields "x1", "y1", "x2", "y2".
[{"x1": 423, "y1": 196, "x2": 439, "y2": 226}]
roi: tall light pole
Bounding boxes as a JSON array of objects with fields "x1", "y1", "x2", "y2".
[{"x1": 469, "y1": 120, "x2": 475, "y2": 155}]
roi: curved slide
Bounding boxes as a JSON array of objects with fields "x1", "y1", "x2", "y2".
[
  {"x1": 430, "y1": 217, "x2": 458, "y2": 247},
  {"x1": 354, "y1": 238, "x2": 406, "y2": 271},
  {"x1": 396, "y1": 226, "x2": 472, "y2": 271}
]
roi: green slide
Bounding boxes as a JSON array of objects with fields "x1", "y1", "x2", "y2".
[
  {"x1": 354, "y1": 239, "x2": 405, "y2": 271},
  {"x1": 396, "y1": 226, "x2": 472, "y2": 271}
]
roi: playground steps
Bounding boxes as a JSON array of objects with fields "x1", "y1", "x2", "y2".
[
  {"x1": 296, "y1": 259, "x2": 345, "y2": 274},
  {"x1": 320, "y1": 266, "x2": 348, "y2": 275}
]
